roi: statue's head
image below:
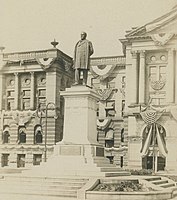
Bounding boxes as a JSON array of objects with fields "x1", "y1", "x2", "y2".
[{"x1": 81, "y1": 32, "x2": 87, "y2": 40}]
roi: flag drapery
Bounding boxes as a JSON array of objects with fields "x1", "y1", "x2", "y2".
[
  {"x1": 140, "y1": 108, "x2": 167, "y2": 157},
  {"x1": 156, "y1": 124, "x2": 168, "y2": 157},
  {"x1": 141, "y1": 125, "x2": 152, "y2": 156},
  {"x1": 140, "y1": 109, "x2": 163, "y2": 125}
]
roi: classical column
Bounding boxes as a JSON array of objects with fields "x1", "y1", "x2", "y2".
[
  {"x1": 166, "y1": 49, "x2": 175, "y2": 104},
  {"x1": 131, "y1": 51, "x2": 138, "y2": 104},
  {"x1": 175, "y1": 50, "x2": 177, "y2": 104},
  {"x1": 30, "y1": 72, "x2": 35, "y2": 110},
  {"x1": 14, "y1": 73, "x2": 19, "y2": 110},
  {"x1": 139, "y1": 51, "x2": 146, "y2": 104},
  {"x1": 0, "y1": 74, "x2": 5, "y2": 111}
]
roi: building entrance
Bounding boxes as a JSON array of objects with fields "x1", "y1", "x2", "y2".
[{"x1": 142, "y1": 156, "x2": 166, "y2": 171}]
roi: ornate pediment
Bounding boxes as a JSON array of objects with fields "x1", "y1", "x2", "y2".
[{"x1": 125, "y1": 7, "x2": 177, "y2": 40}]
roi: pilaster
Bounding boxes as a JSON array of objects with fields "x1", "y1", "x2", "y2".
[
  {"x1": 46, "y1": 71, "x2": 61, "y2": 108},
  {"x1": 0, "y1": 74, "x2": 5, "y2": 111},
  {"x1": 14, "y1": 73, "x2": 19, "y2": 110},
  {"x1": 130, "y1": 51, "x2": 138, "y2": 105},
  {"x1": 30, "y1": 72, "x2": 35, "y2": 110},
  {"x1": 139, "y1": 51, "x2": 146, "y2": 104},
  {"x1": 175, "y1": 50, "x2": 177, "y2": 104},
  {"x1": 166, "y1": 49, "x2": 175, "y2": 104}
]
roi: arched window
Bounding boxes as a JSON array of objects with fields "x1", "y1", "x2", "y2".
[
  {"x1": 121, "y1": 128, "x2": 124, "y2": 143},
  {"x1": 2, "y1": 126, "x2": 10, "y2": 144},
  {"x1": 18, "y1": 127, "x2": 26, "y2": 144},
  {"x1": 34, "y1": 125, "x2": 43, "y2": 144},
  {"x1": 105, "y1": 128, "x2": 114, "y2": 148}
]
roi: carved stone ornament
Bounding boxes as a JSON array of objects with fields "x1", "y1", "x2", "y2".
[
  {"x1": 36, "y1": 57, "x2": 56, "y2": 70},
  {"x1": 96, "y1": 88, "x2": 113, "y2": 101},
  {"x1": 10, "y1": 111, "x2": 35, "y2": 126},
  {"x1": 90, "y1": 65, "x2": 116, "y2": 80},
  {"x1": 150, "y1": 78, "x2": 166, "y2": 90},
  {"x1": 151, "y1": 33, "x2": 174, "y2": 46}
]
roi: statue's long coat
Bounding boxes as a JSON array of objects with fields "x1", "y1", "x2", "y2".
[{"x1": 73, "y1": 39, "x2": 94, "y2": 70}]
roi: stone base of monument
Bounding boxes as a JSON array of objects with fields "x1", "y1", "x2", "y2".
[
  {"x1": 25, "y1": 143, "x2": 129, "y2": 177},
  {"x1": 24, "y1": 86, "x2": 130, "y2": 177}
]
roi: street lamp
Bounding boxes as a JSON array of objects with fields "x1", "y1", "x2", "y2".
[{"x1": 37, "y1": 102, "x2": 58, "y2": 162}]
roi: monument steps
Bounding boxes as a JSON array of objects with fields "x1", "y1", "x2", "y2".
[
  {"x1": 100, "y1": 167, "x2": 125, "y2": 172},
  {"x1": 104, "y1": 171, "x2": 131, "y2": 177},
  {"x1": 0, "y1": 175, "x2": 89, "y2": 198},
  {"x1": 145, "y1": 176, "x2": 176, "y2": 189}
]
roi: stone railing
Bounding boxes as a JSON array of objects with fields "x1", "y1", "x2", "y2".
[
  {"x1": 91, "y1": 56, "x2": 125, "y2": 66},
  {"x1": 3, "y1": 49, "x2": 58, "y2": 61}
]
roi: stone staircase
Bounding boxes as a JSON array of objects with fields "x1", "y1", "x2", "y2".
[
  {"x1": 0, "y1": 175, "x2": 89, "y2": 198},
  {"x1": 92, "y1": 157, "x2": 130, "y2": 176},
  {"x1": 144, "y1": 176, "x2": 176, "y2": 189}
]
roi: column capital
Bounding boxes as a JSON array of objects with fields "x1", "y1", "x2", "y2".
[
  {"x1": 30, "y1": 71, "x2": 35, "y2": 76},
  {"x1": 14, "y1": 72, "x2": 19, "y2": 76},
  {"x1": 131, "y1": 50, "x2": 138, "y2": 59},
  {"x1": 139, "y1": 50, "x2": 146, "y2": 58}
]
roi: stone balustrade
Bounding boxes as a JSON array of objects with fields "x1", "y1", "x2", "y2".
[
  {"x1": 91, "y1": 56, "x2": 125, "y2": 66},
  {"x1": 3, "y1": 49, "x2": 58, "y2": 61}
]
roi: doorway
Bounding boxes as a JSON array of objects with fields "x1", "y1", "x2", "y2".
[{"x1": 142, "y1": 156, "x2": 166, "y2": 171}]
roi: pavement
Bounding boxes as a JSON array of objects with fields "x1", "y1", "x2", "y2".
[{"x1": 0, "y1": 194, "x2": 77, "y2": 200}]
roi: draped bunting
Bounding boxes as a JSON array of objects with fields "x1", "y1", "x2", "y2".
[
  {"x1": 141, "y1": 125, "x2": 152, "y2": 156},
  {"x1": 97, "y1": 119, "x2": 111, "y2": 130},
  {"x1": 156, "y1": 125, "x2": 168, "y2": 157},
  {"x1": 36, "y1": 58, "x2": 56, "y2": 70},
  {"x1": 90, "y1": 65, "x2": 116, "y2": 80},
  {"x1": 141, "y1": 124, "x2": 168, "y2": 157},
  {"x1": 140, "y1": 109, "x2": 163, "y2": 125},
  {"x1": 96, "y1": 88, "x2": 113, "y2": 101}
]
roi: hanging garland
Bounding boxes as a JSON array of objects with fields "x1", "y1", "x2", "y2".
[
  {"x1": 140, "y1": 109, "x2": 164, "y2": 125},
  {"x1": 90, "y1": 65, "x2": 116, "y2": 80},
  {"x1": 96, "y1": 88, "x2": 113, "y2": 101},
  {"x1": 97, "y1": 119, "x2": 111, "y2": 130},
  {"x1": 36, "y1": 57, "x2": 56, "y2": 70}
]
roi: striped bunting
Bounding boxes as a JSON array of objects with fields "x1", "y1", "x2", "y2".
[{"x1": 140, "y1": 109, "x2": 163, "y2": 125}]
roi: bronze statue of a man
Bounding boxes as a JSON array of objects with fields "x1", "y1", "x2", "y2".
[{"x1": 73, "y1": 32, "x2": 94, "y2": 85}]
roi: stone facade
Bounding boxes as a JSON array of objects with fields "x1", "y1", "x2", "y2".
[
  {"x1": 0, "y1": 46, "x2": 73, "y2": 168},
  {"x1": 0, "y1": 6, "x2": 177, "y2": 173},
  {"x1": 90, "y1": 56, "x2": 128, "y2": 168},
  {"x1": 120, "y1": 6, "x2": 177, "y2": 172}
]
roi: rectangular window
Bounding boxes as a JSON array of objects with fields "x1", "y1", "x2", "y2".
[
  {"x1": 7, "y1": 90, "x2": 15, "y2": 97},
  {"x1": 17, "y1": 154, "x2": 25, "y2": 168},
  {"x1": 7, "y1": 100, "x2": 14, "y2": 110},
  {"x1": 1, "y1": 154, "x2": 9, "y2": 167},
  {"x1": 23, "y1": 90, "x2": 30, "y2": 97},
  {"x1": 120, "y1": 156, "x2": 124, "y2": 168},
  {"x1": 33, "y1": 154, "x2": 42, "y2": 166},
  {"x1": 39, "y1": 89, "x2": 46, "y2": 97},
  {"x1": 122, "y1": 76, "x2": 126, "y2": 88}
]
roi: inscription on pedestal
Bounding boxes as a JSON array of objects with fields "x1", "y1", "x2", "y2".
[{"x1": 60, "y1": 146, "x2": 81, "y2": 156}]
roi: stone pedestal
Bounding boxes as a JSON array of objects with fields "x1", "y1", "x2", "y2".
[
  {"x1": 24, "y1": 86, "x2": 129, "y2": 177},
  {"x1": 61, "y1": 86, "x2": 99, "y2": 145}
]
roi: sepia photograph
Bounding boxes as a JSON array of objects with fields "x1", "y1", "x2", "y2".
[{"x1": 0, "y1": 0, "x2": 177, "y2": 199}]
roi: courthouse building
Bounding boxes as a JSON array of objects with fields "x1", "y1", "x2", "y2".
[
  {"x1": 121, "y1": 6, "x2": 177, "y2": 172},
  {"x1": 0, "y1": 5, "x2": 177, "y2": 173},
  {"x1": 91, "y1": 5, "x2": 177, "y2": 172},
  {"x1": 0, "y1": 42, "x2": 73, "y2": 168}
]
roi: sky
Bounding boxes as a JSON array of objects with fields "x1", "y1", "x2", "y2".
[{"x1": 0, "y1": 0, "x2": 177, "y2": 57}]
